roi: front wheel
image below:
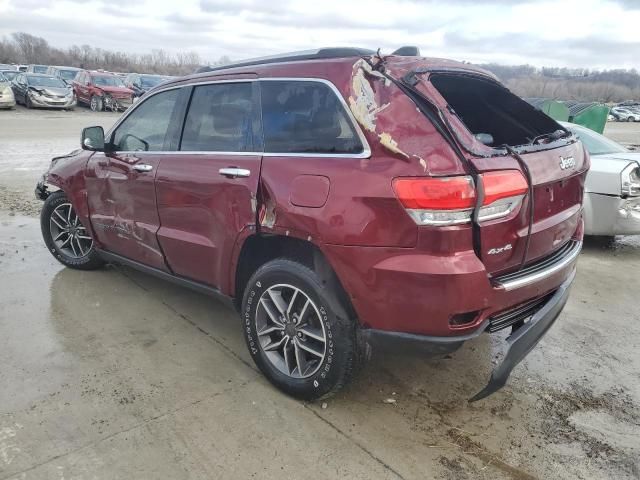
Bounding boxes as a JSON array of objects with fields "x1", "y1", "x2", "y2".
[
  {"x1": 241, "y1": 259, "x2": 360, "y2": 400},
  {"x1": 41, "y1": 191, "x2": 104, "y2": 270},
  {"x1": 90, "y1": 95, "x2": 103, "y2": 112},
  {"x1": 25, "y1": 94, "x2": 32, "y2": 109}
]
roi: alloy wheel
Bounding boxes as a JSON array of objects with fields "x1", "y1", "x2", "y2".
[
  {"x1": 255, "y1": 284, "x2": 327, "y2": 379},
  {"x1": 49, "y1": 203, "x2": 93, "y2": 258}
]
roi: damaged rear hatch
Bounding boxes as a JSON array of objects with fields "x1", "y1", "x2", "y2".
[{"x1": 401, "y1": 65, "x2": 588, "y2": 276}]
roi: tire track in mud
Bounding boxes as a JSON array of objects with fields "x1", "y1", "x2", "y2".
[{"x1": 373, "y1": 366, "x2": 640, "y2": 480}]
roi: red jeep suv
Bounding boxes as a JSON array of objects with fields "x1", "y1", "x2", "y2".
[{"x1": 36, "y1": 48, "x2": 587, "y2": 401}]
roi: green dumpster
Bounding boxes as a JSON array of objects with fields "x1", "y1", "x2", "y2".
[
  {"x1": 563, "y1": 102, "x2": 610, "y2": 134},
  {"x1": 525, "y1": 97, "x2": 570, "y2": 122}
]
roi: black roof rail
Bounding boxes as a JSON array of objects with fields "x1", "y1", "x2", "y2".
[{"x1": 194, "y1": 47, "x2": 376, "y2": 74}]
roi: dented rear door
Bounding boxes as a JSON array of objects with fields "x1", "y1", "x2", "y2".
[{"x1": 155, "y1": 80, "x2": 262, "y2": 290}]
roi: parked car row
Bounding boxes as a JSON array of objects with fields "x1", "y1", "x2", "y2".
[
  {"x1": 0, "y1": 63, "x2": 176, "y2": 111},
  {"x1": 0, "y1": 65, "x2": 171, "y2": 112},
  {"x1": 610, "y1": 105, "x2": 640, "y2": 122}
]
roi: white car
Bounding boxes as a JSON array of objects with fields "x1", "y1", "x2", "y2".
[
  {"x1": 611, "y1": 107, "x2": 640, "y2": 122},
  {"x1": 562, "y1": 122, "x2": 640, "y2": 237}
]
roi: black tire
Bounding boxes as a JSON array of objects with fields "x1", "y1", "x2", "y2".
[
  {"x1": 41, "y1": 191, "x2": 104, "y2": 270},
  {"x1": 587, "y1": 235, "x2": 616, "y2": 248},
  {"x1": 90, "y1": 95, "x2": 103, "y2": 112},
  {"x1": 25, "y1": 94, "x2": 32, "y2": 109},
  {"x1": 241, "y1": 258, "x2": 360, "y2": 401}
]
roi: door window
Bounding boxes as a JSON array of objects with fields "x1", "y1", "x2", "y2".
[
  {"x1": 180, "y1": 83, "x2": 256, "y2": 152},
  {"x1": 260, "y1": 80, "x2": 363, "y2": 154},
  {"x1": 111, "y1": 89, "x2": 180, "y2": 151}
]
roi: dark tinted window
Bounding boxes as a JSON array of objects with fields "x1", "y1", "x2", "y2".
[
  {"x1": 181, "y1": 83, "x2": 256, "y2": 152},
  {"x1": 112, "y1": 89, "x2": 179, "y2": 151},
  {"x1": 260, "y1": 80, "x2": 362, "y2": 154}
]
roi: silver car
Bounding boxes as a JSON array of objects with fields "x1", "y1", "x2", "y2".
[
  {"x1": 0, "y1": 72, "x2": 16, "y2": 109},
  {"x1": 562, "y1": 122, "x2": 640, "y2": 237}
]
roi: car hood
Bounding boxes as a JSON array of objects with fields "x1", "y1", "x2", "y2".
[
  {"x1": 30, "y1": 86, "x2": 72, "y2": 96},
  {"x1": 586, "y1": 152, "x2": 640, "y2": 195},
  {"x1": 95, "y1": 86, "x2": 133, "y2": 96}
]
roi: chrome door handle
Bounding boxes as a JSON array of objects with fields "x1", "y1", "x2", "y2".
[
  {"x1": 219, "y1": 167, "x2": 250, "y2": 178},
  {"x1": 133, "y1": 164, "x2": 153, "y2": 172}
]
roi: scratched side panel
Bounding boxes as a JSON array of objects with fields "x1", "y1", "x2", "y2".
[{"x1": 257, "y1": 59, "x2": 468, "y2": 248}]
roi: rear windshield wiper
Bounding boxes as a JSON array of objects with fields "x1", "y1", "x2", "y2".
[{"x1": 531, "y1": 129, "x2": 570, "y2": 145}]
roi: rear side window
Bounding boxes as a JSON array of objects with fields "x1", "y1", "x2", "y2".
[
  {"x1": 112, "y1": 89, "x2": 179, "y2": 151},
  {"x1": 180, "y1": 83, "x2": 256, "y2": 152},
  {"x1": 260, "y1": 80, "x2": 363, "y2": 154}
]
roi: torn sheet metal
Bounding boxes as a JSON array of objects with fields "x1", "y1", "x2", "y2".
[
  {"x1": 348, "y1": 59, "x2": 390, "y2": 133},
  {"x1": 378, "y1": 132, "x2": 409, "y2": 159},
  {"x1": 348, "y1": 58, "x2": 432, "y2": 172}
]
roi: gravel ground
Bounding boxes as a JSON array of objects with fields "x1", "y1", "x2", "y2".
[{"x1": 0, "y1": 106, "x2": 639, "y2": 480}]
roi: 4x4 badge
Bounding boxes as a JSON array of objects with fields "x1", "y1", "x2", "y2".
[
  {"x1": 487, "y1": 244, "x2": 513, "y2": 255},
  {"x1": 559, "y1": 156, "x2": 576, "y2": 170}
]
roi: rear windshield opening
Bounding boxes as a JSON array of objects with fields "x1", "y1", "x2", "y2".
[{"x1": 430, "y1": 74, "x2": 561, "y2": 148}]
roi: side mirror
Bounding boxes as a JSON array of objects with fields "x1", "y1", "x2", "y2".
[{"x1": 81, "y1": 126, "x2": 105, "y2": 151}]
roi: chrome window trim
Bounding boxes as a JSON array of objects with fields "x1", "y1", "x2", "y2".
[{"x1": 105, "y1": 77, "x2": 371, "y2": 159}]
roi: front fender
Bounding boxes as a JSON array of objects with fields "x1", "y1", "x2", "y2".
[{"x1": 39, "y1": 149, "x2": 94, "y2": 231}]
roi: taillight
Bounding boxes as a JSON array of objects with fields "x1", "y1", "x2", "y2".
[
  {"x1": 476, "y1": 171, "x2": 528, "y2": 222},
  {"x1": 393, "y1": 176, "x2": 476, "y2": 225},
  {"x1": 393, "y1": 170, "x2": 528, "y2": 226}
]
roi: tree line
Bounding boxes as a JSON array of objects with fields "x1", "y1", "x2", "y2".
[
  {"x1": 479, "y1": 63, "x2": 640, "y2": 103},
  {"x1": 0, "y1": 32, "x2": 230, "y2": 76}
]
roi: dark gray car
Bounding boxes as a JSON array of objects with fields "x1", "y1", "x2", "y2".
[{"x1": 12, "y1": 73, "x2": 76, "y2": 110}]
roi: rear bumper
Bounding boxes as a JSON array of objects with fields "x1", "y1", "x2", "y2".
[
  {"x1": 363, "y1": 269, "x2": 575, "y2": 400},
  {"x1": 325, "y1": 236, "x2": 581, "y2": 338},
  {"x1": 584, "y1": 192, "x2": 640, "y2": 236},
  {"x1": 470, "y1": 268, "x2": 574, "y2": 400}
]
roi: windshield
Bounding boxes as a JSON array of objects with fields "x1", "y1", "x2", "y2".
[
  {"x1": 59, "y1": 69, "x2": 78, "y2": 81},
  {"x1": 565, "y1": 124, "x2": 628, "y2": 155},
  {"x1": 2, "y1": 71, "x2": 17, "y2": 81},
  {"x1": 140, "y1": 75, "x2": 167, "y2": 88},
  {"x1": 92, "y1": 75, "x2": 125, "y2": 87},
  {"x1": 33, "y1": 65, "x2": 48, "y2": 74},
  {"x1": 27, "y1": 75, "x2": 67, "y2": 88}
]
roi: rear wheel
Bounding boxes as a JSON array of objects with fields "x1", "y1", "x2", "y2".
[
  {"x1": 241, "y1": 258, "x2": 360, "y2": 400},
  {"x1": 41, "y1": 191, "x2": 104, "y2": 270},
  {"x1": 25, "y1": 94, "x2": 32, "y2": 109}
]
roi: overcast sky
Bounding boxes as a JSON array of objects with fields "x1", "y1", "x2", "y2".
[{"x1": 1, "y1": 0, "x2": 639, "y2": 69}]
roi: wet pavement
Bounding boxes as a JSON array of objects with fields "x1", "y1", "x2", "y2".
[{"x1": 1, "y1": 107, "x2": 639, "y2": 479}]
